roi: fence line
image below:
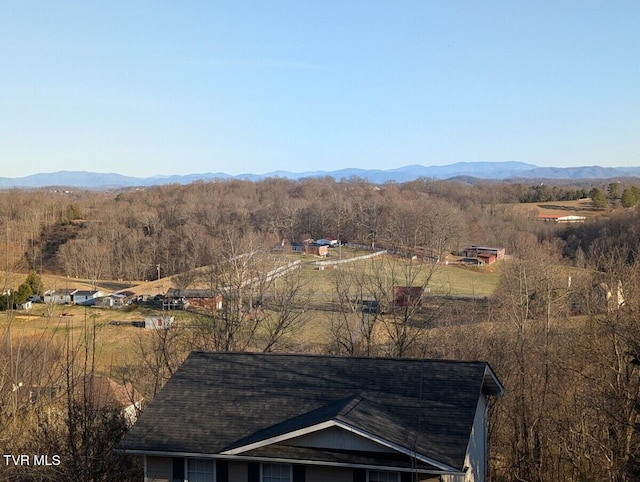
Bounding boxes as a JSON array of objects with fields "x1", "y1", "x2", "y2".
[
  {"x1": 315, "y1": 250, "x2": 387, "y2": 267},
  {"x1": 264, "y1": 260, "x2": 301, "y2": 282},
  {"x1": 239, "y1": 259, "x2": 302, "y2": 287}
]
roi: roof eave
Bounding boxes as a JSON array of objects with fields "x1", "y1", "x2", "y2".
[
  {"x1": 119, "y1": 449, "x2": 466, "y2": 477},
  {"x1": 483, "y1": 365, "x2": 505, "y2": 397},
  {"x1": 220, "y1": 419, "x2": 458, "y2": 473}
]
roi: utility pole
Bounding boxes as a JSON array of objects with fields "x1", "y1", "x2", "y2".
[{"x1": 157, "y1": 264, "x2": 161, "y2": 281}]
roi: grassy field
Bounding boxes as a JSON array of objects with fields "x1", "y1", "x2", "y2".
[
  {"x1": 1, "y1": 302, "x2": 166, "y2": 370},
  {"x1": 507, "y1": 198, "x2": 612, "y2": 219},
  {"x1": 293, "y1": 249, "x2": 500, "y2": 297},
  {"x1": 429, "y1": 263, "x2": 500, "y2": 296},
  {"x1": 1, "y1": 249, "x2": 503, "y2": 372}
]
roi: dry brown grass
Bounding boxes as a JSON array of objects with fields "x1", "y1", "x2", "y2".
[
  {"x1": 0, "y1": 302, "x2": 169, "y2": 373},
  {"x1": 506, "y1": 198, "x2": 609, "y2": 218}
]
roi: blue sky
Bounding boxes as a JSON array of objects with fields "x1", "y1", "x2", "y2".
[{"x1": 1, "y1": 1, "x2": 638, "y2": 177}]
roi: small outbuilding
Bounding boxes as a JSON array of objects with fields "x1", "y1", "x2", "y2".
[
  {"x1": 15, "y1": 300, "x2": 33, "y2": 310},
  {"x1": 144, "y1": 315, "x2": 175, "y2": 330}
]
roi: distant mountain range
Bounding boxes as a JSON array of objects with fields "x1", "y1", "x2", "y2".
[{"x1": 1, "y1": 162, "x2": 640, "y2": 189}]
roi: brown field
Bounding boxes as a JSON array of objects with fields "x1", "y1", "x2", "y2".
[
  {"x1": 507, "y1": 198, "x2": 618, "y2": 219},
  {"x1": 1, "y1": 302, "x2": 167, "y2": 370}
]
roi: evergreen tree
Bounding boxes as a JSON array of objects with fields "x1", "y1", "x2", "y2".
[
  {"x1": 608, "y1": 182, "x2": 621, "y2": 200},
  {"x1": 14, "y1": 282, "x2": 32, "y2": 304},
  {"x1": 590, "y1": 187, "x2": 607, "y2": 209},
  {"x1": 24, "y1": 270, "x2": 44, "y2": 296},
  {"x1": 621, "y1": 187, "x2": 640, "y2": 208}
]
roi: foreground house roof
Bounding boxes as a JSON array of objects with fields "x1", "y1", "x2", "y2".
[{"x1": 118, "y1": 352, "x2": 503, "y2": 475}]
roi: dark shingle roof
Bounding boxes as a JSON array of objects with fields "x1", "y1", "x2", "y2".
[
  {"x1": 165, "y1": 288, "x2": 217, "y2": 299},
  {"x1": 118, "y1": 352, "x2": 502, "y2": 470}
]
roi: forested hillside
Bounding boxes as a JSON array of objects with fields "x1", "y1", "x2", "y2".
[
  {"x1": 2, "y1": 177, "x2": 640, "y2": 480},
  {"x1": 3, "y1": 178, "x2": 637, "y2": 282}
]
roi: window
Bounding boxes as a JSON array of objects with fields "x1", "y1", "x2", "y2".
[
  {"x1": 368, "y1": 470, "x2": 400, "y2": 482},
  {"x1": 187, "y1": 458, "x2": 215, "y2": 482},
  {"x1": 262, "y1": 463, "x2": 291, "y2": 482}
]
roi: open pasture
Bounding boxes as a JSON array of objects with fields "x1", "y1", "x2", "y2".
[
  {"x1": 1, "y1": 248, "x2": 503, "y2": 372},
  {"x1": 295, "y1": 249, "x2": 501, "y2": 298},
  {"x1": 507, "y1": 198, "x2": 607, "y2": 218}
]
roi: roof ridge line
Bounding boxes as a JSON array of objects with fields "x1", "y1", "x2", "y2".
[{"x1": 337, "y1": 395, "x2": 364, "y2": 417}]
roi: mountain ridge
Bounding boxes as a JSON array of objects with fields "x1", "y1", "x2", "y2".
[{"x1": 1, "y1": 162, "x2": 639, "y2": 189}]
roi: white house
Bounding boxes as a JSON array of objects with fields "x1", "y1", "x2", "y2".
[
  {"x1": 43, "y1": 289, "x2": 75, "y2": 304},
  {"x1": 72, "y1": 290, "x2": 103, "y2": 306}
]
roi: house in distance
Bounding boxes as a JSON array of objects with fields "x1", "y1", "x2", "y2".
[
  {"x1": 163, "y1": 288, "x2": 223, "y2": 311},
  {"x1": 43, "y1": 289, "x2": 103, "y2": 305},
  {"x1": 462, "y1": 246, "x2": 506, "y2": 265},
  {"x1": 536, "y1": 214, "x2": 586, "y2": 223}
]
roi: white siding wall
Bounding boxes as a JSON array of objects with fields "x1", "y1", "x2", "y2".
[
  {"x1": 441, "y1": 475, "x2": 465, "y2": 482},
  {"x1": 286, "y1": 426, "x2": 393, "y2": 452},
  {"x1": 44, "y1": 294, "x2": 71, "y2": 304},
  {"x1": 462, "y1": 394, "x2": 488, "y2": 482}
]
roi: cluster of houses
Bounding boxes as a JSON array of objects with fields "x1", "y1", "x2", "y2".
[
  {"x1": 278, "y1": 237, "x2": 340, "y2": 258},
  {"x1": 13, "y1": 289, "x2": 109, "y2": 309},
  {"x1": 36, "y1": 289, "x2": 140, "y2": 308},
  {"x1": 33, "y1": 287, "x2": 224, "y2": 313},
  {"x1": 13, "y1": 289, "x2": 143, "y2": 311},
  {"x1": 41, "y1": 288, "x2": 104, "y2": 305},
  {"x1": 32, "y1": 286, "x2": 224, "y2": 318}
]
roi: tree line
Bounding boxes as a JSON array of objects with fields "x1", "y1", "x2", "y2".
[{"x1": 3, "y1": 177, "x2": 637, "y2": 284}]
